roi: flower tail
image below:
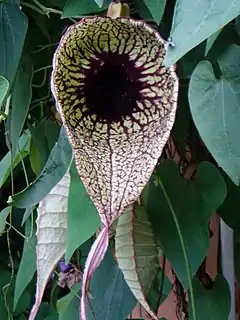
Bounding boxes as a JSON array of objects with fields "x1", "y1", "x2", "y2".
[{"x1": 80, "y1": 227, "x2": 109, "y2": 320}]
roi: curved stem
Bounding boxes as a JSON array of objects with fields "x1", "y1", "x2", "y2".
[{"x1": 158, "y1": 177, "x2": 197, "y2": 320}]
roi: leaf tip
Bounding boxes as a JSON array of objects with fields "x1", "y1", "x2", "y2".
[{"x1": 7, "y1": 196, "x2": 13, "y2": 205}]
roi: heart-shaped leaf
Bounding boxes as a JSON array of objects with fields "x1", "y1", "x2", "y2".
[
  {"x1": 165, "y1": 0, "x2": 240, "y2": 66},
  {"x1": 145, "y1": 160, "x2": 226, "y2": 288},
  {"x1": 189, "y1": 45, "x2": 240, "y2": 185}
]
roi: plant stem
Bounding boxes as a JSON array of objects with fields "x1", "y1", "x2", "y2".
[{"x1": 158, "y1": 177, "x2": 197, "y2": 320}]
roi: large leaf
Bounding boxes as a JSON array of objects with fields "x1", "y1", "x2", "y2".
[
  {"x1": 29, "y1": 172, "x2": 70, "y2": 320},
  {"x1": 14, "y1": 218, "x2": 37, "y2": 309},
  {"x1": 62, "y1": 0, "x2": 111, "y2": 17},
  {"x1": 165, "y1": 0, "x2": 240, "y2": 66},
  {"x1": 115, "y1": 204, "x2": 159, "y2": 319},
  {"x1": 0, "y1": 3, "x2": 28, "y2": 86},
  {"x1": 143, "y1": 0, "x2": 166, "y2": 24},
  {"x1": 86, "y1": 249, "x2": 136, "y2": 320},
  {"x1": 0, "y1": 75, "x2": 9, "y2": 106},
  {"x1": 9, "y1": 126, "x2": 72, "y2": 208},
  {"x1": 11, "y1": 55, "x2": 33, "y2": 157},
  {"x1": 189, "y1": 275, "x2": 230, "y2": 319},
  {"x1": 189, "y1": 45, "x2": 240, "y2": 185},
  {"x1": 0, "y1": 130, "x2": 30, "y2": 187},
  {"x1": 145, "y1": 160, "x2": 226, "y2": 288},
  {"x1": 65, "y1": 163, "x2": 100, "y2": 261}
]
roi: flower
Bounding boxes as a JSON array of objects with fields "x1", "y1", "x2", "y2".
[
  {"x1": 51, "y1": 16, "x2": 178, "y2": 225},
  {"x1": 51, "y1": 16, "x2": 179, "y2": 320}
]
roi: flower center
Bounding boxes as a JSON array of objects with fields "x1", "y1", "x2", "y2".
[{"x1": 84, "y1": 54, "x2": 142, "y2": 122}]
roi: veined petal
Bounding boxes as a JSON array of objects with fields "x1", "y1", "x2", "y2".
[
  {"x1": 51, "y1": 17, "x2": 179, "y2": 225},
  {"x1": 51, "y1": 16, "x2": 178, "y2": 320}
]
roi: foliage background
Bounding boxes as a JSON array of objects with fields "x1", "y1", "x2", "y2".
[{"x1": 0, "y1": 0, "x2": 240, "y2": 319}]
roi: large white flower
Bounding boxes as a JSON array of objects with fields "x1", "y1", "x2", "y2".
[{"x1": 51, "y1": 16, "x2": 179, "y2": 320}]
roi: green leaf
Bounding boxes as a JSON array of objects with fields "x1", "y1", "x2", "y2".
[
  {"x1": 115, "y1": 204, "x2": 160, "y2": 319},
  {"x1": 65, "y1": 163, "x2": 100, "y2": 261},
  {"x1": 86, "y1": 249, "x2": 136, "y2": 320},
  {"x1": 0, "y1": 130, "x2": 30, "y2": 187},
  {"x1": 16, "y1": 315, "x2": 27, "y2": 320},
  {"x1": 13, "y1": 289, "x2": 31, "y2": 316},
  {"x1": 57, "y1": 283, "x2": 81, "y2": 318},
  {"x1": 94, "y1": 0, "x2": 104, "y2": 8},
  {"x1": 145, "y1": 160, "x2": 226, "y2": 288},
  {"x1": 205, "y1": 29, "x2": 222, "y2": 56},
  {"x1": 189, "y1": 45, "x2": 240, "y2": 185},
  {"x1": 35, "y1": 303, "x2": 58, "y2": 320},
  {"x1": 62, "y1": 0, "x2": 111, "y2": 17},
  {"x1": 14, "y1": 218, "x2": 36, "y2": 309},
  {"x1": 58, "y1": 249, "x2": 136, "y2": 320},
  {"x1": 0, "y1": 75, "x2": 9, "y2": 105},
  {"x1": 0, "y1": 207, "x2": 11, "y2": 234},
  {"x1": 29, "y1": 137, "x2": 42, "y2": 176},
  {"x1": 21, "y1": 207, "x2": 34, "y2": 226},
  {"x1": 11, "y1": 55, "x2": 33, "y2": 157},
  {"x1": 142, "y1": 0, "x2": 166, "y2": 24},
  {"x1": 44, "y1": 118, "x2": 61, "y2": 151},
  {"x1": 133, "y1": 0, "x2": 157, "y2": 23},
  {"x1": 189, "y1": 275, "x2": 230, "y2": 319},
  {"x1": 0, "y1": 3, "x2": 28, "y2": 86},
  {"x1": 28, "y1": 119, "x2": 60, "y2": 172},
  {"x1": 165, "y1": 0, "x2": 240, "y2": 66},
  {"x1": 9, "y1": 126, "x2": 72, "y2": 208}
]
